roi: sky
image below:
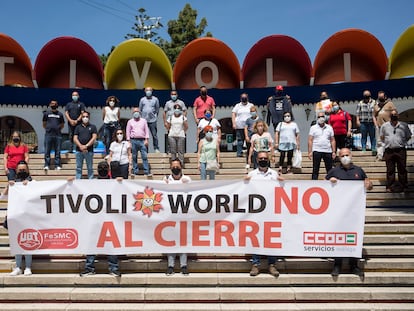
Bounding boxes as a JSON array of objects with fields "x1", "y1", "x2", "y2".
[{"x1": 1, "y1": 0, "x2": 413, "y2": 66}]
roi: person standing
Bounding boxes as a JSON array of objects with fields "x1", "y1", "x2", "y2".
[
  {"x1": 139, "y1": 86, "x2": 160, "y2": 153},
  {"x1": 275, "y1": 111, "x2": 300, "y2": 174},
  {"x1": 244, "y1": 151, "x2": 283, "y2": 277},
  {"x1": 163, "y1": 90, "x2": 187, "y2": 154},
  {"x1": 163, "y1": 159, "x2": 191, "y2": 276},
  {"x1": 73, "y1": 111, "x2": 97, "y2": 179},
  {"x1": 326, "y1": 148, "x2": 373, "y2": 276},
  {"x1": 7, "y1": 160, "x2": 34, "y2": 276},
  {"x1": 248, "y1": 120, "x2": 274, "y2": 169},
  {"x1": 328, "y1": 102, "x2": 352, "y2": 149},
  {"x1": 43, "y1": 100, "x2": 64, "y2": 170},
  {"x1": 102, "y1": 96, "x2": 121, "y2": 155},
  {"x1": 232, "y1": 93, "x2": 254, "y2": 157},
  {"x1": 197, "y1": 125, "x2": 220, "y2": 180},
  {"x1": 373, "y1": 91, "x2": 396, "y2": 160},
  {"x1": 315, "y1": 91, "x2": 333, "y2": 118},
  {"x1": 197, "y1": 109, "x2": 221, "y2": 145},
  {"x1": 3, "y1": 131, "x2": 29, "y2": 181},
  {"x1": 108, "y1": 129, "x2": 132, "y2": 179},
  {"x1": 266, "y1": 85, "x2": 292, "y2": 132},
  {"x1": 380, "y1": 110, "x2": 412, "y2": 192},
  {"x1": 193, "y1": 86, "x2": 216, "y2": 125},
  {"x1": 244, "y1": 106, "x2": 261, "y2": 170},
  {"x1": 80, "y1": 161, "x2": 121, "y2": 277},
  {"x1": 126, "y1": 108, "x2": 152, "y2": 177},
  {"x1": 356, "y1": 90, "x2": 376, "y2": 155},
  {"x1": 166, "y1": 104, "x2": 188, "y2": 165},
  {"x1": 65, "y1": 91, "x2": 85, "y2": 153},
  {"x1": 308, "y1": 112, "x2": 336, "y2": 180}
]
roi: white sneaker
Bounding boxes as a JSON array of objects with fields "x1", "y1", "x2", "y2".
[
  {"x1": 155, "y1": 149, "x2": 160, "y2": 153},
  {"x1": 24, "y1": 268, "x2": 32, "y2": 276},
  {"x1": 55, "y1": 166, "x2": 62, "y2": 171},
  {"x1": 44, "y1": 166, "x2": 49, "y2": 171},
  {"x1": 245, "y1": 164, "x2": 250, "y2": 169},
  {"x1": 10, "y1": 267, "x2": 22, "y2": 276}
]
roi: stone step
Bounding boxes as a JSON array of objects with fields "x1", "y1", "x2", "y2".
[
  {"x1": 1, "y1": 257, "x2": 414, "y2": 274},
  {"x1": 0, "y1": 286, "x2": 413, "y2": 303},
  {"x1": 1, "y1": 302, "x2": 414, "y2": 311}
]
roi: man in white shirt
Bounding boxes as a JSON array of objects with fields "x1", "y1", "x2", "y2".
[
  {"x1": 232, "y1": 93, "x2": 254, "y2": 157},
  {"x1": 308, "y1": 112, "x2": 336, "y2": 180}
]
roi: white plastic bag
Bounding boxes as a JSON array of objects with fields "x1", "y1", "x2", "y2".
[{"x1": 292, "y1": 150, "x2": 302, "y2": 168}]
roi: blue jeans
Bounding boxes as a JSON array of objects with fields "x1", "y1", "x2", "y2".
[
  {"x1": 84, "y1": 254, "x2": 119, "y2": 273},
  {"x1": 6, "y1": 168, "x2": 16, "y2": 181},
  {"x1": 15, "y1": 254, "x2": 32, "y2": 269},
  {"x1": 236, "y1": 129, "x2": 245, "y2": 157},
  {"x1": 44, "y1": 134, "x2": 62, "y2": 167},
  {"x1": 311, "y1": 151, "x2": 333, "y2": 180},
  {"x1": 147, "y1": 121, "x2": 159, "y2": 150},
  {"x1": 130, "y1": 139, "x2": 150, "y2": 175},
  {"x1": 76, "y1": 151, "x2": 94, "y2": 179},
  {"x1": 200, "y1": 162, "x2": 215, "y2": 180},
  {"x1": 252, "y1": 254, "x2": 275, "y2": 266},
  {"x1": 359, "y1": 122, "x2": 376, "y2": 151},
  {"x1": 167, "y1": 253, "x2": 188, "y2": 268}
]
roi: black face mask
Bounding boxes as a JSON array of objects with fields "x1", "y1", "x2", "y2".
[
  {"x1": 378, "y1": 97, "x2": 385, "y2": 103},
  {"x1": 12, "y1": 137, "x2": 20, "y2": 143},
  {"x1": 51, "y1": 105, "x2": 58, "y2": 110},
  {"x1": 171, "y1": 167, "x2": 182, "y2": 175},
  {"x1": 258, "y1": 160, "x2": 269, "y2": 168},
  {"x1": 363, "y1": 95, "x2": 370, "y2": 100},
  {"x1": 16, "y1": 171, "x2": 29, "y2": 180},
  {"x1": 200, "y1": 91, "x2": 207, "y2": 96},
  {"x1": 390, "y1": 115, "x2": 398, "y2": 122}
]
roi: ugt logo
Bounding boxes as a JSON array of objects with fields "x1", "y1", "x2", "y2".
[{"x1": 133, "y1": 186, "x2": 163, "y2": 217}]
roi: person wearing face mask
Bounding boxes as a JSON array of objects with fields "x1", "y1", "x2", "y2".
[
  {"x1": 244, "y1": 106, "x2": 261, "y2": 170},
  {"x1": 328, "y1": 102, "x2": 352, "y2": 150},
  {"x1": 266, "y1": 85, "x2": 292, "y2": 132},
  {"x1": 308, "y1": 112, "x2": 336, "y2": 180},
  {"x1": 163, "y1": 159, "x2": 191, "y2": 275},
  {"x1": 373, "y1": 91, "x2": 396, "y2": 161},
  {"x1": 356, "y1": 90, "x2": 376, "y2": 155},
  {"x1": 108, "y1": 129, "x2": 132, "y2": 179},
  {"x1": 5, "y1": 160, "x2": 34, "y2": 276},
  {"x1": 197, "y1": 109, "x2": 221, "y2": 146},
  {"x1": 166, "y1": 104, "x2": 188, "y2": 165},
  {"x1": 73, "y1": 111, "x2": 97, "y2": 179},
  {"x1": 126, "y1": 108, "x2": 152, "y2": 177},
  {"x1": 43, "y1": 100, "x2": 64, "y2": 171},
  {"x1": 275, "y1": 112, "x2": 300, "y2": 174},
  {"x1": 3, "y1": 131, "x2": 29, "y2": 181},
  {"x1": 244, "y1": 151, "x2": 283, "y2": 277},
  {"x1": 197, "y1": 125, "x2": 220, "y2": 180},
  {"x1": 193, "y1": 86, "x2": 216, "y2": 125},
  {"x1": 65, "y1": 91, "x2": 85, "y2": 153},
  {"x1": 138, "y1": 86, "x2": 160, "y2": 153},
  {"x1": 163, "y1": 90, "x2": 187, "y2": 154},
  {"x1": 232, "y1": 93, "x2": 254, "y2": 157},
  {"x1": 326, "y1": 148, "x2": 373, "y2": 276},
  {"x1": 380, "y1": 110, "x2": 412, "y2": 193},
  {"x1": 102, "y1": 96, "x2": 121, "y2": 156},
  {"x1": 248, "y1": 120, "x2": 274, "y2": 169}
]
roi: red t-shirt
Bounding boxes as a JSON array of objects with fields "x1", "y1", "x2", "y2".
[
  {"x1": 193, "y1": 95, "x2": 215, "y2": 119},
  {"x1": 5, "y1": 144, "x2": 28, "y2": 169},
  {"x1": 329, "y1": 110, "x2": 351, "y2": 135}
]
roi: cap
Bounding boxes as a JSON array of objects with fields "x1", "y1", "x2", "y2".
[{"x1": 276, "y1": 85, "x2": 283, "y2": 91}]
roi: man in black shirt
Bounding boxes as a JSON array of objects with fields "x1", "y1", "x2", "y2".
[
  {"x1": 43, "y1": 100, "x2": 64, "y2": 170},
  {"x1": 326, "y1": 148, "x2": 373, "y2": 277},
  {"x1": 65, "y1": 91, "x2": 85, "y2": 152}
]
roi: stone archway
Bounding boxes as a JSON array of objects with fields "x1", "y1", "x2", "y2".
[{"x1": 0, "y1": 115, "x2": 38, "y2": 153}]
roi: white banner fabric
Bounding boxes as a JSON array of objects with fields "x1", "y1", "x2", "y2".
[{"x1": 7, "y1": 179, "x2": 366, "y2": 257}]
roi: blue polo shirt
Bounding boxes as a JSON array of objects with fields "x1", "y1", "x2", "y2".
[{"x1": 326, "y1": 164, "x2": 368, "y2": 181}]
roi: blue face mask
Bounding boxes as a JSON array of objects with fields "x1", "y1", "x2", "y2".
[
  {"x1": 251, "y1": 112, "x2": 257, "y2": 117},
  {"x1": 205, "y1": 113, "x2": 211, "y2": 119},
  {"x1": 146, "y1": 91, "x2": 152, "y2": 97},
  {"x1": 332, "y1": 106, "x2": 339, "y2": 112},
  {"x1": 133, "y1": 112, "x2": 140, "y2": 119},
  {"x1": 171, "y1": 95, "x2": 177, "y2": 101},
  {"x1": 174, "y1": 109, "x2": 182, "y2": 115},
  {"x1": 72, "y1": 95, "x2": 78, "y2": 102}
]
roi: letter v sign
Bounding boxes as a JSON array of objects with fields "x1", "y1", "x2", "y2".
[{"x1": 129, "y1": 60, "x2": 152, "y2": 89}]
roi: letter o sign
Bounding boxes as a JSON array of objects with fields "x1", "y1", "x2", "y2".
[{"x1": 195, "y1": 61, "x2": 219, "y2": 89}]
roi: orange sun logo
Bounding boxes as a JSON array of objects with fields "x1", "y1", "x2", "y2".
[{"x1": 133, "y1": 186, "x2": 163, "y2": 217}]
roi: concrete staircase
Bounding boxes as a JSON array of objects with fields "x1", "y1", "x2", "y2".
[{"x1": 0, "y1": 151, "x2": 413, "y2": 310}]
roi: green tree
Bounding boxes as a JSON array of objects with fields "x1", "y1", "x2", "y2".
[
  {"x1": 160, "y1": 3, "x2": 212, "y2": 64},
  {"x1": 125, "y1": 7, "x2": 163, "y2": 43},
  {"x1": 99, "y1": 46, "x2": 115, "y2": 69}
]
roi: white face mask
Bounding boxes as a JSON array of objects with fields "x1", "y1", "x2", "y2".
[
  {"x1": 117, "y1": 134, "x2": 123, "y2": 141},
  {"x1": 146, "y1": 90, "x2": 152, "y2": 97},
  {"x1": 317, "y1": 117, "x2": 325, "y2": 125},
  {"x1": 340, "y1": 156, "x2": 352, "y2": 166},
  {"x1": 109, "y1": 101, "x2": 115, "y2": 107},
  {"x1": 82, "y1": 117, "x2": 89, "y2": 124},
  {"x1": 284, "y1": 116, "x2": 291, "y2": 122}
]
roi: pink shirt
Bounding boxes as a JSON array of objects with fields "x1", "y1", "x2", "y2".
[
  {"x1": 126, "y1": 118, "x2": 149, "y2": 140},
  {"x1": 193, "y1": 95, "x2": 215, "y2": 119}
]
